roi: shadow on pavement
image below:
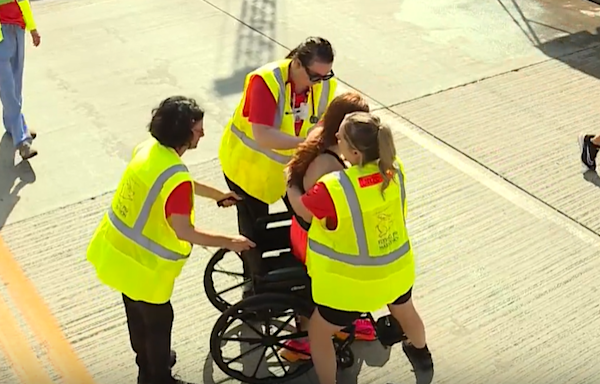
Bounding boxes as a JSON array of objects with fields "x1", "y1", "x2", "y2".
[
  {"x1": 583, "y1": 170, "x2": 600, "y2": 187},
  {"x1": 201, "y1": 339, "x2": 392, "y2": 384},
  {"x1": 498, "y1": 0, "x2": 600, "y2": 78},
  {"x1": 537, "y1": 27, "x2": 600, "y2": 79},
  {"x1": 0, "y1": 132, "x2": 36, "y2": 229},
  {"x1": 213, "y1": 0, "x2": 278, "y2": 97}
]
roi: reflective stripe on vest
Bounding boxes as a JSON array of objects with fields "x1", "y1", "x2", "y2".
[
  {"x1": 107, "y1": 164, "x2": 191, "y2": 262},
  {"x1": 229, "y1": 67, "x2": 332, "y2": 165},
  {"x1": 308, "y1": 163, "x2": 409, "y2": 266}
]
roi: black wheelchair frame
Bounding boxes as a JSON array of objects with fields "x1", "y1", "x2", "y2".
[{"x1": 204, "y1": 209, "x2": 407, "y2": 384}]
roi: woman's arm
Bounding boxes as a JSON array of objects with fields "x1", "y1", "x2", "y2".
[{"x1": 193, "y1": 181, "x2": 225, "y2": 200}]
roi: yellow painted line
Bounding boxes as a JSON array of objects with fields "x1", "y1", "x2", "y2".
[
  {"x1": 0, "y1": 237, "x2": 97, "y2": 384},
  {"x1": 0, "y1": 293, "x2": 53, "y2": 384}
]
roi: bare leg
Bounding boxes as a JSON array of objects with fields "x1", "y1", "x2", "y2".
[
  {"x1": 388, "y1": 297, "x2": 426, "y2": 348},
  {"x1": 308, "y1": 309, "x2": 341, "y2": 384}
]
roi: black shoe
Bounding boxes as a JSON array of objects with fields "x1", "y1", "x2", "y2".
[
  {"x1": 402, "y1": 342, "x2": 434, "y2": 384},
  {"x1": 579, "y1": 134, "x2": 599, "y2": 173},
  {"x1": 137, "y1": 350, "x2": 178, "y2": 384}
]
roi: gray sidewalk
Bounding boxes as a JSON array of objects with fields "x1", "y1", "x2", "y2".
[{"x1": 1, "y1": 0, "x2": 600, "y2": 383}]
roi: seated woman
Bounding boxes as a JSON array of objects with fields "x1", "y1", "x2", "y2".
[
  {"x1": 289, "y1": 112, "x2": 434, "y2": 384},
  {"x1": 280, "y1": 92, "x2": 373, "y2": 362}
]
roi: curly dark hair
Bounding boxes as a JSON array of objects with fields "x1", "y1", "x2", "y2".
[{"x1": 148, "y1": 96, "x2": 205, "y2": 149}]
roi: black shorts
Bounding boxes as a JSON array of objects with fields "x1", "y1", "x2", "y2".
[{"x1": 317, "y1": 287, "x2": 413, "y2": 327}]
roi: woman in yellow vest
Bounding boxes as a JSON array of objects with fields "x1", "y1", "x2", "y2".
[
  {"x1": 218, "y1": 37, "x2": 337, "y2": 276},
  {"x1": 288, "y1": 112, "x2": 434, "y2": 384},
  {"x1": 87, "y1": 96, "x2": 255, "y2": 384}
]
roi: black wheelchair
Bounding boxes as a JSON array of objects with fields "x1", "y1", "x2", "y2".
[{"x1": 204, "y1": 209, "x2": 407, "y2": 384}]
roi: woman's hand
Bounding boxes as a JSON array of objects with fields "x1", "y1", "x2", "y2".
[
  {"x1": 216, "y1": 191, "x2": 242, "y2": 208},
  {"x1": 30, "y1": 30, "x2": 41, "y2": 47}
]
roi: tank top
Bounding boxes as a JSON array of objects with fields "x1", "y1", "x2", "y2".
[{"x1": 294, "y1": 149, "x2": 346, "y2": 231}]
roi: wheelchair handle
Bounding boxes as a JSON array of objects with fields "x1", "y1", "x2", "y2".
[{"x1": 216, "y1": 196, "x2": 241, "y2": 207}]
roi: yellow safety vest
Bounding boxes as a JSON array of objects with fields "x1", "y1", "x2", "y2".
[
  {"x1": 219, "y1": 59, "x2": 337, "y2": 204},
  {"x1": 306, "y1": 158, "x2": 415, "y2": 313},
  {"x1": 0, "y1": 0, "x2": 37, "y2": 42},
  {"x1": 87, "y1": 138, "x2": 195, "y2": 304}
]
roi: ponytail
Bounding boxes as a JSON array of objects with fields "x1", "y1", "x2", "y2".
[{"x1": 376, "y1": 123, "x2": 398, "y2": 195}]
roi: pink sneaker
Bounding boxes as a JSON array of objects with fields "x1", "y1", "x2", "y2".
[{"x1": 279, "y1": 339, "x2": 311, "y2": 362}]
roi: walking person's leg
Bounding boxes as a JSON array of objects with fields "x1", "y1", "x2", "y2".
[
  {"x1": 0, "y1": 24, "x2": 35, "y2": 159},
  {"x1": 12, "y1": 34, "x2": 34, "y2": 141},
  {"x1": 388, "y1": 289, "x2": 434, "y2": 384},
  {"x1": 578, "y1": 133, "x2": 600, "y2": 173}
]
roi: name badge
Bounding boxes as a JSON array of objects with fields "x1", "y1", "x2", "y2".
[{"x1": 293, "y1": 103, "x2": 309, "y2": 121}]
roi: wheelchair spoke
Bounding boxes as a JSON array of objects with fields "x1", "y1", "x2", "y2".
[
  {"x1": 216, "y1": 280, "x2": 250, "y2": 296},
  {"x1": 213, "y1": 269, "x2": 245, "y2": 278},
  {"x1": 276, "y1": 331, "x2": 307, "y2": 341},
  {"x1": 251, "y1": 346, "x2": 268, "y2": 378},
  {"x1": 221, "y1": 336, "x2": 263, "y2": 344},
  {"x1": 270, "y1": 346, "x2": 289, "y2": 375},
  {"x1": 239, "y1": 318, "x2": 266, "y2": 337},
  {"x1": 272, "y1": 314, "x2": 295, "y2": 337},
  {"x1": 224, "y1": 343, "x2": 263, "y2": 365}
]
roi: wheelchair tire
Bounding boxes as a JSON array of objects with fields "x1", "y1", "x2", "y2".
[
  {"x1": 337, "y1": 347, "x2": 354, "y2": 369},
  {"x1": 204, "y1": 248, "x2": 251, "y2": 312},
  {"x1": 210, "y1": 293, "x2": 314, "y2": 384}
]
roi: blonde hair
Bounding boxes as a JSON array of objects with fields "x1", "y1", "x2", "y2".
[{"x1": 340, "y1": 111, "x2": 398, "y2": 194}]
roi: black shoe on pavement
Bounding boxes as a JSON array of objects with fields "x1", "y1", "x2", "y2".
[
  {"x1": 402, "y1": 342, "x2": 434, "y2": 384},
  {"x1": 137, "y1": 350, "x2": 178, "y2": 384},
  {"x1": 579, "y1": 134, "x2": 599, "y2": 173}
]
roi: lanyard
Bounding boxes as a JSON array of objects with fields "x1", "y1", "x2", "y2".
[{"x1": 291, "y1": 87, "x2": 318, "y2": 124}]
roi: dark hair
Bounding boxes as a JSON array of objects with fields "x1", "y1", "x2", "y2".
[
  {"x1": 285, "y1": 36, "x2": 335, "y2": 66},
  {"x1": 287, "y1": 92, "x2": 369, "y2": 188},
  {"x1": 148, "y1": 96, "x2": 204, "y2": 149},
  {"x1": 341, "y1": 112, "x2": 398, "y2": 195}
]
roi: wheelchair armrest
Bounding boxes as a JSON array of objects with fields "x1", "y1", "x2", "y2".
[
  {"x1": 262, "y1": 266, "x2": 307, "y2": 282},
  {"x1": 255, "y1": 211, "x2": 293, "y2": 229}
]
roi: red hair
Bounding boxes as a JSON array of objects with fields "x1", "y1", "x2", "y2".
[{"x1": 287, "y1": 91, "x2": 370, "y2": 188}]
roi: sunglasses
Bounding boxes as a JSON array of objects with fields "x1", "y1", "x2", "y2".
[{"x1": 303, "y1": 64, "x2": 335, "y2": 82}]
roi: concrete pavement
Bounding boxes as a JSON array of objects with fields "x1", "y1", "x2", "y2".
[{"x1": 1, "y1": 0, "x2": 600, "y2": 382}]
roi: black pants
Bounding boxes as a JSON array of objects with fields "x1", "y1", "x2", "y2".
[
  {"x1": 225, "y1": 176, "x2": 269, "y2": 277},
  {"x1": 122, "y1": 294, "x2": 174, "y2": 383},
  {"x1": 225, "y1": 176, "x2": 269, "y2": 241}
]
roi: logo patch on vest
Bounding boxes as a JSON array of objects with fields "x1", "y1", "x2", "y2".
[{"x1": 358, "y1": 173, "x2": 383, "y2": 188}]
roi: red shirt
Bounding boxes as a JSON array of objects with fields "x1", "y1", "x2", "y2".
[
  {"x1": 301, "y1": 182, "x2": 338, "y2": 229},
  {"x1": 290, "y1": 182, "x2": 337, "y2": 264},
  {"x1": 0, "y1": 1, "x2": 25, "y2": 29},
  {"x1": 243, "y1": 74, "x2": 307, "y2": 136},
  {"x1": 165, "y1": 181, "x2": 193, "y2": 218}
]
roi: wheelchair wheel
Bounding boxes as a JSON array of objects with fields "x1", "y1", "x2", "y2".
[
  {"x1": 337, "y1": 347, "x2": 354, "y2": 369},
  {"x1": 204, "y1": 248, "x2": 251, "y2": 312},
  {"x1": 210, "y1": 293, "x2": 314, "y2": 384}
]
